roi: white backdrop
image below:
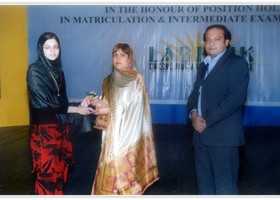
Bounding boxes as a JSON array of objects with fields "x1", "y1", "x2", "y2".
[{"x1": 27, "y1": 5, "x2": 280, "y2": 125}]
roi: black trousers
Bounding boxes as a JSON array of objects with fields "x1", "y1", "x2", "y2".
[{"x1": 194, "y1": 139, "x2": 239, "y2": 195}]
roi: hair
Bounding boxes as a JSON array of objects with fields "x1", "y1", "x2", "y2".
[
  {"x1": 37, "y1": 32, "x2": 61, "y2": 69},
  {"x1": 112, "y1": 43, "x2": 134, "y2": 65},
  {"x1": 203, "y1": 24, "x2": 231, "y2": 49}
]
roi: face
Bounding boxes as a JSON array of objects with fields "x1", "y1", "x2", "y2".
[
  {"x1": 112, "y1": 49, "x2": 131, "y2": 70},
  {"x1": 43, "y1": 38, "x2": 60, "y2": 61},
  {"x1": 204, "y1": 28, "x2": 229, "y2": 58}
]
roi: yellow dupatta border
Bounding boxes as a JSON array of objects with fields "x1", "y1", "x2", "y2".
[{"x1": 92, "y1": 68, "x2": 159, "y2": 195}]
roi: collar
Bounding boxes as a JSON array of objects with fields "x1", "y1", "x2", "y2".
[{"x1": 204, "y1": 49, "x2": 227, "y2": 65}]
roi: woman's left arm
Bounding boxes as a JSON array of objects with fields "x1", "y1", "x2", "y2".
[{"x1": 68, "y1": 96, "x2": 94, "y2": 115}]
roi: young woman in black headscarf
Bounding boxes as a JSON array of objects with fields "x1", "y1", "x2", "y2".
[{"x1": 26, "y1": 32, "x2": 94, "y2": 195}]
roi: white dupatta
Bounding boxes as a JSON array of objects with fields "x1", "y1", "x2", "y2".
[{"x1": 92, "y1": 64, "x2": 159, "y2": 195}]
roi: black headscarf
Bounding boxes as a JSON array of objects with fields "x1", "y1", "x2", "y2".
[{"x1": 37, "y1": 32, "x2": 62, "y2": 79}]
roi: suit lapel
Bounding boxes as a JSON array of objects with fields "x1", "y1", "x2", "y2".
[{"x1": 204, "y1": 49, "x2": 232, "y2": 80}]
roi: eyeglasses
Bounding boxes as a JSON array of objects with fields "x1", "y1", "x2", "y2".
[{"x1": 43, "y1": 45, "x2": 60, "y2": 51}]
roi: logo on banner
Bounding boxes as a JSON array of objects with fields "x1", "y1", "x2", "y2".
[{"x1": 148, "y1": 32, "x2": 254, "y2": 70}]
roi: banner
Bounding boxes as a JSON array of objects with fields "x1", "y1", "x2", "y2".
[{"x1": 27, "y1": 5, "x2": 280, "y2": 125}]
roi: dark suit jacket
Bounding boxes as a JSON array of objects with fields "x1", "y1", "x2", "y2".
[{"x1": 187, "y1": 49, "x2": 249, "y2": 146}]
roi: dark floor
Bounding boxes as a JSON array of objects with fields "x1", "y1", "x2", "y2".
[{"x1": 1, "y1": 124, "x2": 280, "y2": 195}]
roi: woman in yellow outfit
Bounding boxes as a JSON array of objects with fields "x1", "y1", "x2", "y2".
[{"x1": 90, "y1": 43, "x2": 159, "y2": 195}]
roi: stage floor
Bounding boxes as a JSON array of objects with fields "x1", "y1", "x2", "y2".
[{"x1": 1, "y1": 125, "x2": 280, "y2": 195}]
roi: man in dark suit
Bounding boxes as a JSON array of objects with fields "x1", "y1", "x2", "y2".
[{"x1": 187, "y1": 24, "x2": 249, "y2": 194}]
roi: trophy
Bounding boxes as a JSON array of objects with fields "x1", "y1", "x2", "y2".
[{"x1": 86, "y1": 91, "x2": 99, "y2": 109}]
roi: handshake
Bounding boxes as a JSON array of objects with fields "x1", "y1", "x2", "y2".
[{"x1": 86, "y1": 91, "x2": 110, "y2": 116}]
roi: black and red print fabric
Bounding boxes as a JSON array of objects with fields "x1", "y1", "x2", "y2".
[{"x1": 30, "y1": 123, "x2": 73, "y2": 195}]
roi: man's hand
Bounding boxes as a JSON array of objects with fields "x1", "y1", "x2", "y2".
[{"x1": 191, "y1": 111, "x2": 207, "y2": 133}]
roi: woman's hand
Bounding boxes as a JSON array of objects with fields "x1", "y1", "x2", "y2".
[
  {"x1": 90, "y1": 99, "x2": 110, "y2": 115},
  {"x1": 80, "y1": 96, "x2": 92, "y2": 107},
  {"x1": 68, "y1": 105, "x2": 94, "y2": 115},
  {"x1": 76, "y1": 106, "x2": 94, "y2": 115}
]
